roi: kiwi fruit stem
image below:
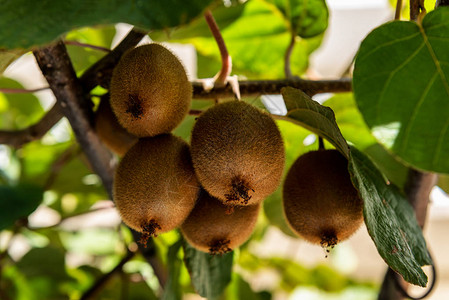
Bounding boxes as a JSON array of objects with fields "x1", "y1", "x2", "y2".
[{"x1": 318, "y1": 136, "x2": 325, "y2": 150}]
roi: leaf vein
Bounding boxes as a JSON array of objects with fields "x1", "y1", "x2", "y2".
[
  {"x1": 358, "y1": 31, "x2": 420, "y2": 63},
  {"x1": 400, "y1": 72, "x2": 438, "y2": 154},
  {"x1": 376, "y1": 43, "x2": 426, "y2": 123},
  {"x1": 419, "y1": 23, "x2": 449, "y2": 166}
]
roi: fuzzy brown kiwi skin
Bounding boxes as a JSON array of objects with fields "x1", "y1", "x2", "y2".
[
  {"x1": 113, "y1": 134, "x2": 200, "y2": 244},
  {"x1": 94, "y1": 94, "x2": 138, "y2": 156},
  {"x1": 181, "y1": 190, "x2": 260, "y2": 255},
  {"x1": 190, "y1": 101, "x2": 285, "y2": 206},
  {"x1": 110, "y1": 43, "x2": 192, "y2": 138},
  {"x1": 282, "y1": 149, "x2": 363, "y2": 248}
]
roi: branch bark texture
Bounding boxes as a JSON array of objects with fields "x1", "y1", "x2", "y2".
[
  {"x1": 410, "y1": 0, "x2": 425, "y2": 20},
  {"x1": 192, "y1": 77, "x2": 352, "y2": 98},
  {"x1": 33, "y1": 40, "x2": 115, "y2": 198}
]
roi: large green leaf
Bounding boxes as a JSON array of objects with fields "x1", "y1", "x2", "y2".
[
  {"x1": 0, "y1": 0, "x2": 214, "y2": 49},
  {"x1": 151, "y1": 2, "x2": 245, "y2": 41},
  {"x1": 0, "y1": 184, "x2": 43, "y2": 230},
  {"x1": 183, "y1": 241, "x2": 233, "y2": 300},
  {"x1": 281, "y1": 86, "x2": 350, "y2": 157},
  {"x1": 268, "y1": 0, "x2": 328, "y2": 38},
  {"x1": 348, "y1": 147, "x2": 432, "y2": 287},
  {"x1": 353, "y1": 7, "x2": 449, "y2": 173},
  {"x1": 156, "y1": 0, "x2": 322, "y2": 79}
]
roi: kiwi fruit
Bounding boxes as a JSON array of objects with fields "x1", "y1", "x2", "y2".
[
  {"x1": 283, "y1": 149, "x2": 363, "y2": 250},
  {"x1": 109, "y1": 43, "x2": 192, "y2": 137},
  {"x1": 181, "y1": 190, "x2": 260, "y2": 255},
  {"x1": 190, "y1": 101, "x2": 285, "y2": 206},
  {"x1": 94, "y1": 95, "x2": 138, "y2": 156},
  {"x1": 113, "y1": 134, "x2": 200, "y2": 243}
]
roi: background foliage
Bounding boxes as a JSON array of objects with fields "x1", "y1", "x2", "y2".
[{"x1": 0, "y1": 0, "x2": 444, "y2": 299}]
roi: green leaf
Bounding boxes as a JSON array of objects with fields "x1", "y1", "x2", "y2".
[
  {"x1": 437, "y1": 173, "x2": 449, "y2": 194},
  {"x1": 16, "y1": 246, "x2": 71, "y2": 281},
  {"x1": 151, "y1": 2, "x2": 245, "y2": 41},
  {"x1": 225, "y1": 274, "x2": 271, "y2": 300},
  {"x1": 159, "y1": 0, "x2": 322, "y2": 79},
  {"x1": 162, "y1": 240, "x2": 183, "y2": 300},
  {"x1": 0, "y1": 0, "x2": 214, "y2": 49},
  {"x1": 2, "y1": 264, "x2": 34, "y2": 300},
  {"x1": 323, "y1": 94, "x2": 410, "y2": 188},
  {"x1": 0, "y1": 184, "x2": 43, "y2": 230},
  {"x1": 348, "y1": 147, "x2": 432, "y2": 287},
  {"x1": 0, "y1": 77, "x2": 44, "y2": 129},
  {"x1": 323, "y1": 93, "x2": 377, "y2": 150},
  {"x1": 20, "y1": 141, "x2": 72, "y2": 186},
  {"x1": 281, "y1": 86, "x2": 350, "y2": 157},
  {"x1": 0, "y1": 49, "x2": 24, "y2": 74},
  {"x1": 363, "y1": 143, "x2": 409, "y2": 189},
  {"x1": 183, "y1": 240, "x2": 233, "y2": 300},
  {"x1": 127, "y1": 280, "x2": 158, "y2": 300},
  {"x1": 15, "y1": 246, "x2": 73, "y2": 300},
  {"x1": 268, "y1": 0, "x2": 328, "y2": 38},
  {"x1": 66, "y1": 26, "x2": 116, "y2": 73},
  {"x1": 49, "y1": 153, "x2": 108, "y2": 211},
  {"x1": 353, "y1": 7, "x2": 449, "y2": 173}
]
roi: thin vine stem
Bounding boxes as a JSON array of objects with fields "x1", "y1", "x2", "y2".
[
  {"x1": 395, "y1": 0, "x2": 404, "y2": 20},
  {"x1": 65, "y1": 40, "x2": 111, "y2": 53},
  {"x1": 204, "y1": 10, "x2": 232, "y2": 86},
  {"x1": 318, "y1": 136, "x2": 325, "y2": 150}
]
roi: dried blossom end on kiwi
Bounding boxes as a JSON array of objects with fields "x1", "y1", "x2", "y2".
[
  {"x1": 320, "y1": 230, "x2": 338, "y2": 258},
  {"x1": 126, "y1": 94, "x2": 144, "y2": 120},
  {"x1": 139, "y1": 219, "x2": 162, "y2": 246},
  {"x1": 224, "y1": 177, "x2": 254, "y2": 205},
  {"x1": 208, "y1": 239, "x2": 232, "y2": 255}
]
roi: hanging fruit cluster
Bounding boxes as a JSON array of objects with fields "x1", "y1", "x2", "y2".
[{"x1": 101, "y1": 43, "x2": 363, "y2": 255}]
